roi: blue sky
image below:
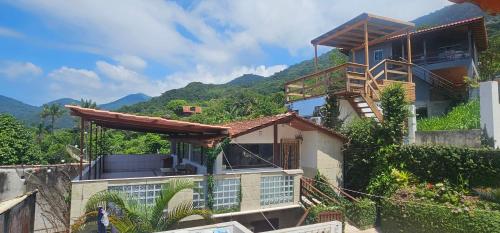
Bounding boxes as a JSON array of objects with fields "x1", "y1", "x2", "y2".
[{"x1": 0, "y1": 0, "x2": 452, "y2": 106}]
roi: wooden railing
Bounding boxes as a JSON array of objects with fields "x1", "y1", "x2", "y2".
[
  {"x1": 285, "y1": 59, "x2": 415, "y2": 103},
  {"x1": 284, "y1": 62, "x2": 367, "y2": 102}
]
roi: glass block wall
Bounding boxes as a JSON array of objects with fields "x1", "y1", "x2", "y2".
[
  {"x1": 108, "y1": 183, "x2": 163, "y2": 205},
  {"x1": 260, "y1": 175, "x2": 294, "y2": 207},
  {"x1": 213, "y1": 178, "x2": 240, "y2": 211},
  {"x1": 193, "y1": 181, "x2": 206, "y2": 209},
  {"x1": 108, "y1": 182, "x2": 207, "y2": 207}
]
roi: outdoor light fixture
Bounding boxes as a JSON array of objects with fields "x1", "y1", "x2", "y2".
[
  {"x1": 47, "y1": 168, "x2": 52, "y2": 173},
  {"x1": 295, "y1": 133, "x2": 303, "y2": 142}
]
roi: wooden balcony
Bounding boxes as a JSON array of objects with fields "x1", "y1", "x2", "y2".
[{"x1": 284, "y1": 59, "x2": 415, "y2": 103}]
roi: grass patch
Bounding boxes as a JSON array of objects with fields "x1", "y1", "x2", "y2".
[{"x1": 417, "y1": 100, "x2": 479, "y2": 131}]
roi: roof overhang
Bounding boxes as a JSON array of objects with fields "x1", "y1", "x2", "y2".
[
  {"x1": 449, "y1": 0, "x2": 500, "y2": 15},
  {"x1": 311, "y1": 13, "x2": 415, "y2": 50},
  {"x1": 66, "y1": 105, "x2": 229, "y2": 146},
  {"x1": 388, "y1": 17, "x2": 488, "y2": 52}
]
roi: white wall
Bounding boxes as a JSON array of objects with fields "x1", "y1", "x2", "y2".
[
  {"x1": 480, "y1": 81, "x2": 500, "y2": 148},
  {"x1": 226, "y1": 123, "x2": 344, "y2": 188}
]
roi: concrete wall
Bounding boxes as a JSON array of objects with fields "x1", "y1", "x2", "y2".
[
  {"x1": 69, "y1": 171, "x2": 302, "y2": 225},
  {"x1": 227, "y1": 123, "x2": 344, "y2": 187},
  {"x1": 480, "y1": 81, "x2": 500, "y2": 148},
  {"x1": 415, "y1": 129, "x2": 481, "y2": 147}
]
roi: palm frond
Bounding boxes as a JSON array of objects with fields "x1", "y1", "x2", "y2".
[
  {"x1": 84, "y1": 190, "x2": 146, "y2": 228},
  {"x1": 150, "y1": 179, "x2": 195, "y2": 229},
  {"x1": 70, "y1": 210, "x2": 98, "y2": 233},
  {"x1": 160, "y1": 201, "x2": 212, "y2": 230}
]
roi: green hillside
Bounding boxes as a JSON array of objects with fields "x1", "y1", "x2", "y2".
[
  {"x1": 120, "y1": 49, "x2": 338, "y2": 115},
  {"x1": 122, "y1": 3, "x2": 500, "y2": 119}
]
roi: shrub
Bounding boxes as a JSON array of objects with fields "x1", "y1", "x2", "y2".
[
  {"x1": 0, "y1": 114, "x2": 44, "y2": 165},
  {"x1": 305, "y1": 205, "x2": 344, "y2": 225},
  {"x1": 367, "y1": 168, "x2": 416, "y2": 196},
  {"x1": 417, "y1": 100, "x2": 479, "y2": 131},
  {"x1": 380, "y1": 199, "x2": 500, "y2": 233},
  {"x1": 380, "y1": 145, "x2": 500, "y2": 188},
  {"x1": 345, "y1": 198, "x2": 377, "y2": 230}
]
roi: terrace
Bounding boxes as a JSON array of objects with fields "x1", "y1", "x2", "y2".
[
  {"x1": 285, "y1": 13, "x2": 416, "y2": 121},
  {"x1": 68, "y1": 106, "x2": 346, "y2": 224}
]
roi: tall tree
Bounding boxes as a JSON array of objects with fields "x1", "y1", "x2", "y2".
[
  {"x1": 479, "y1": 34, "x2": 500, "y2": 81},
  {"x1": 80, "y1": 98, "x2": 98, "y2": 109},
  {"x1": 380, "y1": 84, "x2": 410, "y2": 145},
  {"x1": 0, "y1": 114, "x2": 44, "y2": 165},
  {"x1": 320, "y1": 85, "x2": 343, "y2": 131},
  {"x1": 41, "y1": 104, "x2": 66, "y2": 133}
]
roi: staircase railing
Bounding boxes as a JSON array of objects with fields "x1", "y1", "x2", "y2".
[{"x1": 400, "y1": 57, "x2": 455, "y2": 91}]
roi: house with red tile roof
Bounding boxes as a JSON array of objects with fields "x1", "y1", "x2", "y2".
[
  {"x1": 66, "y1": 106, "x2": 346, "y2": 231},
  {"x1": 286, "y1": 14, "x2": 487, "y2": 124}
]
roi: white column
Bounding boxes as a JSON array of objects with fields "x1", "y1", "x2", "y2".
[
  {"x1": 408, "y1": 105, "x2": 417, "y2": 144},
  {"x1": 480, "y1": 81, "x2": 500, "y2": 148}
]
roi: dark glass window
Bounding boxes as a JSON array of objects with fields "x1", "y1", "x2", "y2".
[
  {"x1": 223, "y1": 144, "x2": 274, "y2": 169},
  {"x1": 374, "y1": 49, "x2": 384, "y2": 63},
  {"x1": 192, "y1": 145, "x2": 205, "y2": 165}
]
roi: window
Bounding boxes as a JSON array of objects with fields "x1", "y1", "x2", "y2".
[
  {"x1": 190, "y1": 106, "x2": 196, "y2": 112},
  {"x1": 193, "y1": 181, "x2": 206, "y2": 209},
  {"x1": 176, "y1": 142, "x2": 190, "y2": 162},
  {"x1": 224, "y1": 144, "x2": 274, "y2": 169},
  {"x1": 260, "y1": 176, "x2": 294, "y2": 207},
  {"x1": 374, "y1": 49, "x2": 384, "y2": 63},
  {"x1": 192, "y1": 145, "x2": 205, "y2": 165},
  {"x1": 213, "y1": 178, "x2": 240, "y2": 211},
  {"x1": 109, "y1": 183, "x2": 163, "y2": 205}
]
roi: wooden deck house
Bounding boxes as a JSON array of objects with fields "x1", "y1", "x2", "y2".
[{"x1": 285, "y1": 13, "x2": 416, "y2": 122}]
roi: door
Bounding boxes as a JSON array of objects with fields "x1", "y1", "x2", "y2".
[{"x1": 280, "y1": 139, "x2": 300, "y2": 169}]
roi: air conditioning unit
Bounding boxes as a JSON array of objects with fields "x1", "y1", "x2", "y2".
[{"x1": 309, "y1": 117, "x2": 322, "y2": 125}]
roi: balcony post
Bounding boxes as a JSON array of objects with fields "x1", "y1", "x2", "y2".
[
  {"x1": 273, "y1": 123, "x2": 280, "y2": 167},
  {"x1": 406, "y1": 31, "x2": 412, "y2": 83},
  {"x1": 88, "y1": 122, "x2": 92, "y2": 180},
  {"x1": 314, "y1": 44, "x2": 318, "y2": 71},
  {"x1": 364, "y1": 21, "x2": 369, "y2": 68},
  {"x1": 79, "y1": 118, "x2": 85, "y2": 180}
]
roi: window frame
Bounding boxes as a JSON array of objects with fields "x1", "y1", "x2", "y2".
[{"x1": 373, "y1": 49, "x2": 384, "y2": 63}]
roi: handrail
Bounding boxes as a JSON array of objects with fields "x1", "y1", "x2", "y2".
[
  {"x1": 401, "y1": 57, "x2": 455, "y2": 89},
  {"x1": 300, "y1": 177, "x2": 341, "y2": 205},
  {"x1": 285, "y1": 62, "x2": 367, "y2": 85}
]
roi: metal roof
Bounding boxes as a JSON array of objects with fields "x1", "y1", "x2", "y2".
[{"x1": 311, "y1": 13, "x2": 415, "y2": 50}]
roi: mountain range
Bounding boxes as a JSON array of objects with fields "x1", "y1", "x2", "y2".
[{"x1": 0, "y1": 93, "x2": 150, "y2": 128}]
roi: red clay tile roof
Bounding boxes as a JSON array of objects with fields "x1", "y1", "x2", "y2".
[
  {"x1": 388, "y1": 17, "x2": 488, "y2": 51},
  {"x1": 65, "y1": 105, "x2": 229, "y2": 135},
  {"x1": 223, "y1": 112, "x2": 346, "y2": 141}
]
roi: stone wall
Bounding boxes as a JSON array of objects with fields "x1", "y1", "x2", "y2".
[
  {"x1": 415, "y1": 129, "x2": 481, "y2": 147},
  {"x1": 0, "y1": 164, "x2": 79, "y2": 232}
]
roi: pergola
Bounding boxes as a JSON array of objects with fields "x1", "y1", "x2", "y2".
[
  {"x1": 65, "y1": 105, "x2": 229, "y2": 179},
  {"x1": 311, "y1": 13, "x2": 415, "y2": 69}
]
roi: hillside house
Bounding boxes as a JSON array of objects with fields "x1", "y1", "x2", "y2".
[
  {"x1": 286, "y1": 14, "x2": 487, "y2": 123},
  {"x1": 66, "y1": 106, "x2": 345, "y2": 231}
]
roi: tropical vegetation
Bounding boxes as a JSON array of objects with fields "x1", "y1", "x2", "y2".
[
  {"x1": 417, "y1": 100, "x2": 480, "y2": 131},
  {"x1": 71, "y1": 179, "x2": 212, "y2": 233}
]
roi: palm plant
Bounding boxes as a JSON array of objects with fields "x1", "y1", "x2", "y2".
[
  {"x1": 80, "y1": 98, "x2": 98, "y2": 109},
  {"x1": 40, "y1": 104, "x2": 66, "y2": 133},
  {"x1": 71, "y1": 179, "x2": 212, "y2": 233}
]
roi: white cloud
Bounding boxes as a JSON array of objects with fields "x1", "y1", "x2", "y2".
[
  {"x1": 113, "y1": 54, "x2": 147, "y2": 71},
  {"x1": 0, "y1": 61, "x2": 42, "y2": 79},
  {"x1": 0, "y1": 26, "x2": 24, "y2": 38},
  {"x1": 7, "y1": 0, "x2": 453, "y2": 101},
  {"x1": 48, "y1": 66, "x2": 101, "y2": 89}
]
